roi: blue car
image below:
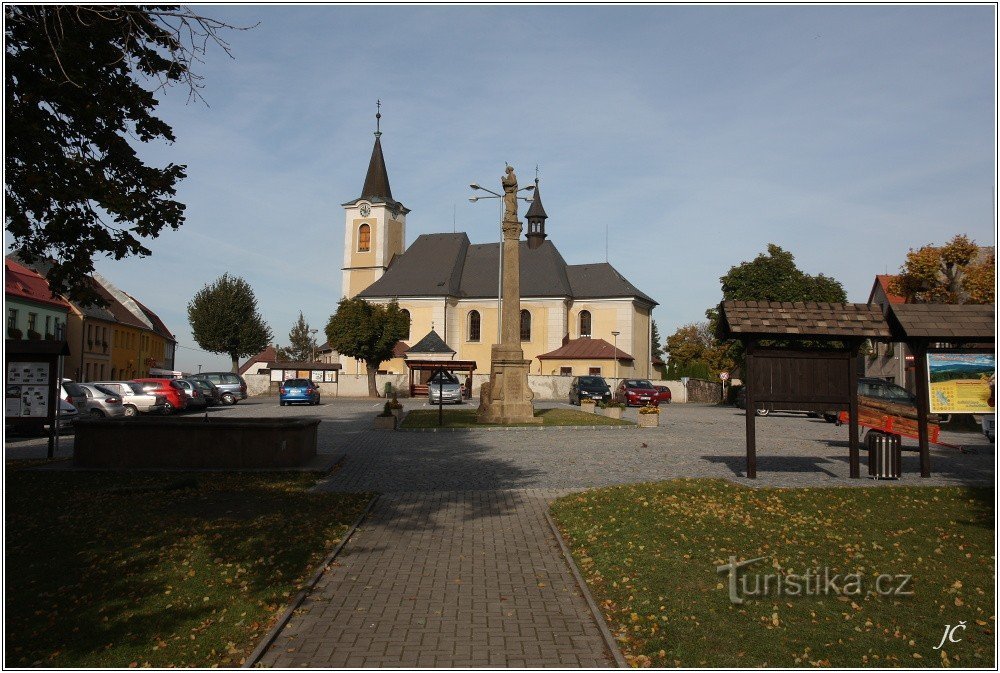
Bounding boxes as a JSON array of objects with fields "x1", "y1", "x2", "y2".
[{"x1": 279, "y1": 378, "x2": 320, "y2": 406}]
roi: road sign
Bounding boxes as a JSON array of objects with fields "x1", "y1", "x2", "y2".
[{"x1": 719, "y1": 372, "x2": 730, "y2": 381}]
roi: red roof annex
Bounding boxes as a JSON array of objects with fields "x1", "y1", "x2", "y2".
[
  {"x1": 872, "y1": 274, "x2": 906, "y2": 305},
  {"x1": 4, "y1": 258, "x2": 70, "y2": 311},
  {"x1": 537, "y1": 337, "x2": 634, "y2": 361}
]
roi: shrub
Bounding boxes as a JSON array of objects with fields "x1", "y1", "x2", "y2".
[{"x1": 638, "y1": 403, "x2": 660, "y2": 414}]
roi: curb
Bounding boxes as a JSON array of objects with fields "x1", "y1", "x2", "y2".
[
  {"x1": 544, "y1": 509, "x2": 628, "y2": 668},
  {"x1": 398, "y1": 424, "x2": 638, "y2": 433},
  {"x1": 243, "y1": 494, "x2": 380, "y2": 668}
]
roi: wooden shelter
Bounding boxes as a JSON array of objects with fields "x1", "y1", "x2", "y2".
[
  {"x1": 717, "y1": 301, "x2": 891, "y2": 478},
  {"x1": 883, "y1": 303, "x2": 995, "y2": 477},
  {"x1": 406, "y1": 360, "x2": 478, "y2": 397}
]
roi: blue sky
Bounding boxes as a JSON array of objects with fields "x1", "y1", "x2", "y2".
[{"x1": 79, "y1": 5, "x2": 994, "y2": 372}]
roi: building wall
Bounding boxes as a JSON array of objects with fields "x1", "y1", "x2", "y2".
[
  {"x1": 111, "y1": 324, "x2": 142, "y2": 379},
  {"x1": 864, "y1": 284, "x2": 911, "y2": 389},
  {"x1": 536, "y1": 358, "x2": 635, "y2": 379},
  {"x1": 66, "y1": 314, "x2": 114, "y2": 382},
  {"x1": 342, "y1": 201, "x2": 407, "y2": 299},
  {"x1": 5, "y1": 297, "x2": 68, "y2": 339}
]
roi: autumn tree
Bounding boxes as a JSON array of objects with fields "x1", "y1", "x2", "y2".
[
  {"x1": 665, "y1": 322, "x2": 735, "y2": 379},
  {"x1": 276, "y1": 312, "x2": 317, "y2": 362},
  {"x1": 188, "y1": 274, "x2": 273, "y2": 373},
  {"x1": 325, "y1": 298, "x2": 409, "y2": 397},
  {"x1": 5, "y1": 6, "x2": 247, "y2": 304},
  {"x1": 889, "y1": 234, "x2": 994, "y2": 304}
]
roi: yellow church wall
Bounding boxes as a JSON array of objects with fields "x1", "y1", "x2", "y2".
[
  {"x1": 537, "y1": 358, "x2": 636, "y2": 378},
  {"x1": 349, "y1": 217, "x2": 377, "y2": 258},
  {"x1": 345, "y1": 268, "x2": 383, "y2": 299},
  {"x1": 387, "y1": 219, "x2": 404, "y2": 258},
  {"x1": 568, "y1": 302, "x2": 622, "y2": 342},
  {"x1": 631, "y1": 304, "x2": 652, "y2": 378}
]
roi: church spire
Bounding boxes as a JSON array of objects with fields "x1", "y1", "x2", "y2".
[
  {"x1": 525, "y1": 175, "x2": 548, "y2": 249},
  {"x1": 361, "y1": 102, "x2": 392, "y2": 201}
]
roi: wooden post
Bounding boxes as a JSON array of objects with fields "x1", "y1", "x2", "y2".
[
  {"x1": 913, "y1": 341, "x2": 931, "y2": 477},
  {"x1": 745, "y1": 341, "x2": 756, "y2": 479},
  {"x1": 847, "y1": 341, "x2": 860, "y2": 478}
]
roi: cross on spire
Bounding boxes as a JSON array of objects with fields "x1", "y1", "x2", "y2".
[{"x1": 375, "y1": 99, "x2": 382, "y2": 137}]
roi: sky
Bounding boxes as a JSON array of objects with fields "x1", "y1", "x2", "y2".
[{"x1": 59, "y1": 5, "x2": 997, "y2": 372}]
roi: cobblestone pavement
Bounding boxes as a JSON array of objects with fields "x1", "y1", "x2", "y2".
[{"x1": 258, "y1": 490, "x2": 611, "y2": 668}]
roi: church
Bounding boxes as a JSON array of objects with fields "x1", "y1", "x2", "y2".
[{"x1": 338, "y1": 120, "x2": 659, "y2": 381}]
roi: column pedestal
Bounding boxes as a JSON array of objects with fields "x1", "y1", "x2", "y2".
[{"x1": 477, "y1": 344, "x2": 540, "y2": 424}]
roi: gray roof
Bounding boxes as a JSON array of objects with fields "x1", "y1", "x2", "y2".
[
  {"x1": 525, "y1": 179, "x2": 548, "y2": 221},
  {"x1": 885, "y1": 303, "x2": 995, "y2": 341},
  {"x1": 358, "y1": 234, "x2": 656, "y2": 305},
  {"x1": 407, "y1": 329, "x2": 455, "y2": 355}
]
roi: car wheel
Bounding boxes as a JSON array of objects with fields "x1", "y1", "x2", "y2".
[
  {"x1": 279, "y1": 401, "x2": 286, "y2": 407},
  {"x1": 222, "y1": 393, "x2": 236, "y2": 405},
  {"x1": 823, "y1": 413, "x2": 837, "y2": 423},
  {"x1": 123, "y1": 405, "x2": 138, "y2": 417},
  {"x1": 90, "y1": 409, "x2": 105, "y2": 418},
  {"x1": 756, "y1": 408, "x2": 770, "y2": 416},
  {"x1": 162, "y1": 402, "x2": 173, "y2": 415}
]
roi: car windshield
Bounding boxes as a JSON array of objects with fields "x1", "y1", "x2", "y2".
[
  {"x1": 578, "y1": 377, "x2": 605, "y2": 386},
  {"x1": 285, "y1": 379, "x2": 311, "y2": 387},
  {"x1": 194, "y1": 380, "x2": 213, "y2": 390},
  {"x1": 429, "y1": 372, "x2": 459, "y2": 384},
  {"x1": 882, "y1": 383, "x2": 914, "y2": 403},
  {"x1": 125, "y1": 383, "x2": 146, "y2": 395},
  {"x1": 62, "y1": 382, "x2": 85, "y2": 397},
  {"x1": 626, "y1": 380, "x2": 654, "y2": 388},
  {"x1": 93, "y1": 385, "x2": 119, "y2": 396}
]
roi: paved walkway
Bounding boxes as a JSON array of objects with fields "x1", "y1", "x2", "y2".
[{"x1": 257, "y1": 489, "x2": 611, "y2": 668}]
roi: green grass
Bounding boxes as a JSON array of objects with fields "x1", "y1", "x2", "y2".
[
  {"x1": 4, "y1": 466, "x2": 371, "y2": 667},
  {"x1": 400, "y1": 407, "x2": 632, "y2": 428},
  {"x1": 550, "y1": 479, "x2": 995, "y2": 668}
]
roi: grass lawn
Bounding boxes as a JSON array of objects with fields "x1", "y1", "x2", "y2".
[
  {"x1": 5, "y1": 467, "x2": 371, "y2": 667},
  {"x1": 401, "y1": 407, "x2": 632, "y2": 428},
  {"x1": 551, "y1": 479, "x2": 995, "y2": 668}
]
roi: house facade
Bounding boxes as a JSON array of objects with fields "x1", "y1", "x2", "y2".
[
  {"x1": 5, "y1": 258, "x2": 70, "y2": 340},
  {"x1": 865, "y1": 274, "x2": 911, "y2": 390}
]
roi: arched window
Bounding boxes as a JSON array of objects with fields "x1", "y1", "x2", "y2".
[
  {"x1": 400, "y1": 309, "x2": 410, "y2": 340},
  {"x1": 579, "y1": 310, "x2": 592, "y2": 338},
  {"x1": 520, "y1": 309, "x2": 531, "y2": 342},
  {"x1": 358, "y1": 224, "x2": 371, "y2": 252},
  {"x1": 468, "y1": 310, "x2": 481, "y2": 342}
]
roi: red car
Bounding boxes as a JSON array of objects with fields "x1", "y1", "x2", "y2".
[
  {"x1": 133, "y1": 378, "x2": 189, "y2": 413},
  {"x1": 615, "y1": 379, "x2": 661, "y2": 407},
  {"x1": 653, "y1": 385, "x2": 672, "y2": 404}
]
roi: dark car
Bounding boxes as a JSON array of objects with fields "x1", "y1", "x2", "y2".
[
  {"x1": 734, "y1": 386, "x2": 820, "y2": 417},
  {"x1": 173, "y1": 379, "x2": 208, "y2": 410},
  {"x1": 280, "y1": 378, "x2": 320, "y2": 406},
  {"x1": 188, "y1": 372, "x2": 247, "y2": 405},
  {"x1": 191, "y1": 378, "x2": 222, "y2": 406},
  {"x1": 615, "y1": 379, "x2": 660, "y2": 407},
  {"x1": 822, "y1": 377, "x2": 917, "y2": 423},
  {"x1": 569, "y1": 376, "x2": 612, "y2": 405}
]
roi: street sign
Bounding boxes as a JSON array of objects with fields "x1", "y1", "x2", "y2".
[{"x1": 720, "y1": 372, "x2": 730, "y2": 381}]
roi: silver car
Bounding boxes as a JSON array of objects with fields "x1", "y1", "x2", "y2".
[
  {"x1": 91, "y1": 381, "x2": 167, "y2": 417},
  {"x1": 173, "y1": 379, "x2": 208, "y2": 409},
  {"x1": 427, "y1": 371, "x2": 463, "y2": 405},
  {"x1": 78, "y1": 383, "x2": 127, "y2": 418}
]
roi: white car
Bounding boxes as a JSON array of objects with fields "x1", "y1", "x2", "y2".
[{"x1": 90, "y1": 381, "x2": 167, "y2": 417}]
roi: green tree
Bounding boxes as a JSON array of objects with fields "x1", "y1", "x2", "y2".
[
  {"x1": 4, "y1": 6, "x2": 244, "y2": 304},
  {"x1": 325, "y1": 298, "x2": 409, "y2": 397},
  {"x1": 276, "y1": 312, "x2": 317, "y2": 363},
  {"x1": 650, "y1": 320, "x2": 664, "y2": 362},
  {"x1": 889, "y1": 234, "x2": 994, "y2": 304},
  {"x1": 188, "y1": 274, "x2": 273, "y2": 373}
]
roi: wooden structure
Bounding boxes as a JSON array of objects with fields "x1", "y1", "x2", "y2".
[
  {"x1": 717, "y1": 301, "x2": 890, "y2": 478},
  {"x1": 5, "y1": 339, "x2": 71, "y2": 457},
  {"x1": 883, "y1": 303, "x2": 995, "y2": 477},
  {"x1": 406, "y1": 359, "x2": 477, "y2": 397}
]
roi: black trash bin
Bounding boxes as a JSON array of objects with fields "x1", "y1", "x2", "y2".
[{"x1": 867, "y1": 431, "x2": 902, "y2": 480}]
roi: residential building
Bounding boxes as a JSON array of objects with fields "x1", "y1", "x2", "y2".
[
  {"x1": 5, "y1": 258, "x2": 70, "y2": 340},
  {"x1": 866, "y1": 274, "x2": 911, "y2": 390}
]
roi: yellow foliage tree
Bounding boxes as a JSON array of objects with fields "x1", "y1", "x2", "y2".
[{"x1": 889, "y1": 234, "x2": 994, "y2": 304}]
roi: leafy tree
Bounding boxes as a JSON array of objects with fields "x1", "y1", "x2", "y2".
[
  {"x1": 664, "y1": 322, "x2": 735, "y2": 380},
  {"x1": 889, "y1": 234, "x2": 994, "y2": 304},
  {"x1": 188, "y1": 274, "x2": 273, "y2": 373},
  {"x1": 650, "y1": 320, "x2": 664, "y2": 362},
  {"x1": 276, "y1": 312, "x2": 318, "y2": 362},
  {"x1": 326, "y1": 298, "x2": 409, "y2": 397},
  {"x1": 5, "y1": 6, "x2": 244, "y2": 304}
]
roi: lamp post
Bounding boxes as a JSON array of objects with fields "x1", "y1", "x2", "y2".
[
  {"x1": 611, "y1": 330, "x2": 621, "y2": 389},
  {"x1": 469, "y1": 182, "x2": 534, "y2": 342},
  {"x1": 309, "y1": 328, "x2": 319, "y2": 362}
]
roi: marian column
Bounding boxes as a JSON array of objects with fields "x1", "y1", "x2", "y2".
[{"x1": 477, "y1": 165, "x2": 540, "y2": 424}]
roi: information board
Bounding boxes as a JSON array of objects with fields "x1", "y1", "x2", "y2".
[{"x1": 928, "y1": 353, "x2": 995, "y2": 414}]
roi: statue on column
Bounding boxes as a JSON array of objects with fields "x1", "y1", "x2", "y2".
[{"x1": 502, "y1": 165, "x2": 519, "y2": 232}]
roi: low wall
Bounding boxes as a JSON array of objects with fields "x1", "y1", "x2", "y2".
[
  {"x1": 686, "y1": 378, "x2": 723, "y2": 404},
  {"x1": 73, "y1": 416, "x2": 319, "y2": 469}
]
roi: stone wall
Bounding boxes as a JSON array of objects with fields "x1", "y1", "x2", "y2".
[{"x1": 685, "y1": 377, "x2": 723, "y2": 404}]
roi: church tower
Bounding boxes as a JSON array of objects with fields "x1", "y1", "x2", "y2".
[
  {"x1": 525, "y1": 177, "x2": 548, "y2": 249},
  {"x1": 341, "y1": 105, "x2": 409, "y2": 299}
]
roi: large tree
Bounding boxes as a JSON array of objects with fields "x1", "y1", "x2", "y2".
[
  {"x1": 888, "y1": 234, "x2": 994, "y2": 304},
  {"x1": 650, "y1": 320, "x2": 664, "y2": 362},
  {"x1": 188, "y1": 274, "x2": 273, "y2": 373},
  {"x1": 277, "y1": 311, "x2": 317, "y2": 363},
  {"x1": 326, "y1": 298, "x2": 409, "y2": 397},
  {"x1": 5, "y1": 5, "x2": 243, "y2": 304},
  {"x1": 665, "y1": 321, "x2": 735, "y2": 379}
]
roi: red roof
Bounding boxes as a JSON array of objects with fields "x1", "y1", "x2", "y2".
[
  {"x1": 537, "y1": 337, "x2": 634, "y2": 361},
  {"x1": 393, "y1": 341, "x2": 410, "y2": 358},
  {"x1": 871, "y1": 274, "x2": 906, "y2": 305},
  {"x1": 4, "y1": 258, "x2": 71, "y2": 311},
  {"x1": 239, "y1": 345, "x2": 278, "y2": 375}
]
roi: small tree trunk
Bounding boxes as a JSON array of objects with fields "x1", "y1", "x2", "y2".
[
  {"x1": 231, "y1": 354, "x2": 239, "y2": 374},
  {"x1": 366, "y1": 361, "x2": 380, "y2": 397}
]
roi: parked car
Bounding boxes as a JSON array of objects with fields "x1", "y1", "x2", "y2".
[
  {"x1": 279, "y1": 378, "x2": 321, "y2": 406},
  {"x1": 77, "y1": 383, "x2": 127, "y2": 418},
  {"x1": 91, "y1": 381, "x2": 167, "y2": 416},
  {"x1": 191, "y1": 378, "x2": 222, "y2": 406},
  {"x1": 428, "y1": 371, "x2": 463, "y2": 404},
  {"x1": 653, "y1": 385, "x2": 673, "y2": 404},
  {"x1": 734, "y1": 387, "x2": 820, "y2": 417},
  {"x1": 822, "y1": 377, "x2": 918, "y2": 423},
  {"x1": 614, "y1": 379, "x2": 660, "y2": 407},
  {"x1": 133, "y1": 378, "x2": 189, "y2": 413},
  {"x1": 188, "y1": 372, "x2": 247, "y2": 405},
  {"x1": 56, "y1": 398, "x2": 79, "y2": 430},
  {"x1": 568, "y1": 376, "x2": 612, "y2": 405},
  {"x1": 172, "y1": 379, "x2": 208, "y2": 410},
  {"x1": 61, "y1": 379, "x2": 88, "y2": 412}
]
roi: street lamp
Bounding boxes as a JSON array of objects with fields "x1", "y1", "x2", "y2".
[
  {"x1": 309, "y1": 328, "x2": 319, "y2": 362},
  {"x1": 469, "y1": 180, "x2": 534, "y2": 341},
  {"x1": 198, "y1": 364, "x2": 202, "y2": 373},
  {"x1": 611, "y1": 331, "x2": 621, "y2": 388}
]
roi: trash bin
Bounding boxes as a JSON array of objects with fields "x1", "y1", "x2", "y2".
[
  {"x1": 384, "y1": 382, "x2": 393, "y2": 397},
  {"x1": 867, "y1": 431, "x2": 902, "y2": 480}
]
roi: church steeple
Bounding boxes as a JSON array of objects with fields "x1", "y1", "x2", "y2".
[
  {"x1": 361, "y1": 102, "x2": 393, "y2": 201},
  {"x1": 525, "y1": 176, "x2": 548, "y2": 249}
]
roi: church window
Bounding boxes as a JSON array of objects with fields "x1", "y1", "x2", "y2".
[
  {"x1": 468, "y1": 310, "x2": 481, "y2": 342},
  {"x1": 520, "y1": 310, "x2": 531, "y2": 342},
  {"x1": 559, "y1": 367, "x2": 572, "y2": 376},
  {"x1": 589, "y1": 367, "x2": 602, "y2": 376},
  {"x1": 400, "y1": 309, "x2": 411, "y2": 340},
  {"x1": 579, "y1": 310, "x2": 592, "y2": 338},
  {"x1": 358, "y1": 224, "x2": 371, "y2": 252}
]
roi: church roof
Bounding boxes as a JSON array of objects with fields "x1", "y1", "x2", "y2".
[
  {"x1": 525, "y1": 180, "x2": 548, "y2": 220},
  {"x1": 538, "y1": 337, "x2": 634, "y2": 361},
  {"x1": 357, "y1": 234, "x2": 655, "y2": 305},
  {"x1": 407, "y1": 329, "x2": 455, "y2": 355},
  {"x1": 361, "y1": 135, "x2": 393, "y2": 202}
]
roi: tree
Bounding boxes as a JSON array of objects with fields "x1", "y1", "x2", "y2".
[
  {"x1": 5, "y1": 6, "x2": 245, "y2": 304},
  {"x1": 664, "y1": 322, "x2": 736, "y2": 380},
  {"x1": 188, "y1": 274, "x2": 273, "y2": 373},
  {"x1": 276, "y1": 312, "x2": 317, "y2": 362},
  {"x1": 326, "y1": 298, "x2": 409, "y2": 397},
  {"x1": 650, "y1": 320, "x2": 664, "y2": 362},
  {"x1": 889, "y1": 234, "x2": 994, "y2": 304}
]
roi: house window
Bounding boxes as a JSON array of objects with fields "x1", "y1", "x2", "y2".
[
  {"x1": 7, "y1": 308, "x2": 17, "y2": 330},
  {"x1": 559, "y1": 367, "x2": 573, "y2": 376},
  {"x1": 45, "y1": 315, "x2": 51, "y2": 336},
  {"x1": 468, "y1": 310, "x2": 481, "y2": 342},
  {"x1": 579, "y1": 310, "x2": 592, "y2": 338},
  {"x1": 400, "y1": 308, "x2": 411, "y2": 340},
  {"x1": 111, "y1": 368, "x2": 116, "y2": 380},
  {"x1": 520, "y1": 310, "x2": 531, "y2": 342},
  {"x1": 589, "y1": 367, "x2": 602, "y2": 376},
  {"x1": 27, "y1": 313, "x2": 37, "y2": 333},
  {"x1": 85, "y1": 362, "x2": 91, "y2": 381},
  {"x1": 358, "y1": 224, "x2": 371, "y2": 252}
]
